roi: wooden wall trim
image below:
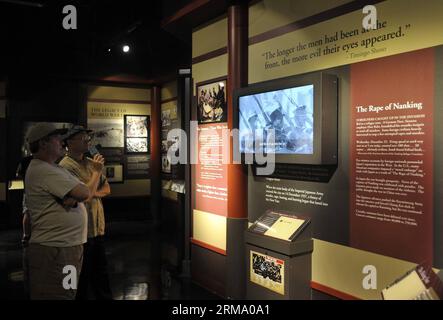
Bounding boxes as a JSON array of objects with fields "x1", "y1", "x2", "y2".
[
  {"x1": 191, "y1": 238, "x2": 227, "y2": 255},
  {"x1": 162, "y1": 0, "x2": 211, "y2": 27},
  {"x1": 192, "y1": 47, "x2": 228, "y2": 65},
  {"x1": 88, "y1": 98, "x2": 151, "y2": 104},
  {"x1": 160, "y1": 97, "x2": 178, "y2": 104},
  {"x1": 191, "y1": 0, "x2": 386, "y2": 65},
  {"x1": 249, "y1": 0, "x2": 386, "y2": 45},
  {"x1": 227, "y1": 3, "x2": 248, "y2": 219}
]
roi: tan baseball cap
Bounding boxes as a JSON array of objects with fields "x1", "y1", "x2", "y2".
[
  {"x1": 64, "y1": 125, "x2": 93, "y2": 141},
  {"x1": 26, "y1": 123, "x2": 69, "y2": 144}
]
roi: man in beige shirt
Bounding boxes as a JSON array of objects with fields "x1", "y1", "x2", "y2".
[
  {"x1": 59, "y1": 125, "x2": 113, "y2": 300},
  {"x1": 25, "y1": 123, "x2": 90, "y2": 300}
]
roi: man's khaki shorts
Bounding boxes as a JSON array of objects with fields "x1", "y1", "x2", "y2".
[{"x1": 28, "y1": 243, "x2": 83, "y2": 300}]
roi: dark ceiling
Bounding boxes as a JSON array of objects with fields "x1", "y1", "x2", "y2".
[{"x1": 0, "y1": 0, "x2": 194, "y2": 84}]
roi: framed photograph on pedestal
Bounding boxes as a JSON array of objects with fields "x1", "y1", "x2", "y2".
[{"x1": 124, "y1": 115, "x2": 150, "y2": 154}]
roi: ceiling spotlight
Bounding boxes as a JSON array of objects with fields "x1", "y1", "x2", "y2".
[{"x1": 123, "y1": 45, "x2": 130, "y2": 53}]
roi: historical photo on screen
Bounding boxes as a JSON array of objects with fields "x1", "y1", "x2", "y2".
[
  {"x1": 125, "y1": 115, "x2": 149, "y2": 138},
  {"x1": 88, "y1": 118, "x2": 124, "y2": 148},
  {"x1": 239, "y1": 84, "x2": 314, "y2": 154},
  {"x1": 197, "y1": 79, "x2": 227, "y2": 124}
]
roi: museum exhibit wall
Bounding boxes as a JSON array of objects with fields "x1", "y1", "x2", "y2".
[
  {"x1": 191, "y1": 0, "x2": 443, "y2": 299},
  {"x1": 0, "y1": 80, "x2": 153, "y2": 226},
  {"x1": 191, "y1": 15, "x2": 230, "y2": 296},
  {"x1": 86, "y1": 85, "x2": 151, "y2": 198}
]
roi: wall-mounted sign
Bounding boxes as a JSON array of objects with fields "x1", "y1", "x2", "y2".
[
  {"x1": 125, "y1": 155, "x2": 150, "y2": 179},
  {"x1": 350, "y1": 49, "x2": 434, "y2": 263}
]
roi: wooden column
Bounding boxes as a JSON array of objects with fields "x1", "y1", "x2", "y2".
[
  {"x1": 226, "y1": 1, "x2": 248, "y2": 299},
  {"x1": 227, "y1": 1, "x2": 248, "y2": 219},
  {"x1": 150, "y1": 86, "x2": 161, "y2": 222}
]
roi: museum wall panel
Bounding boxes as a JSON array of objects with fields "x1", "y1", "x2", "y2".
[
  {"x1": 244, "y1": 0, "x2": 443, "y2": 299},
  {"x1": 191, "y1": 0, "x2": 443, "y2": 299},
  {"x1": 192, "y1": 17, "x2": 227, "y2": 59},
  {"x1": 161, "y1": 80, "x2": 182, "y2": 202}
]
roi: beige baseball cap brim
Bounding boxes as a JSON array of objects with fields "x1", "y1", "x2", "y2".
[
  {"x1": 26, "y1": 123, "x2": 69, "y2": 144},
  {"x1": 63, "y1": 125, "x2": 93, "y2": 141}
]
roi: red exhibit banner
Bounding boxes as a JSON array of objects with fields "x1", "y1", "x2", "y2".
[
  {"x1": 350, "y1": 48, "x2": 434, "y2": 264},
  {"x1": 194, "y1": 123, "x2": 229, "y2": 216}
]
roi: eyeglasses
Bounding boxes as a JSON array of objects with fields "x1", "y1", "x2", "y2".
[{"x1": 69, "y1": 135, "x2": 92, "y2": 142}]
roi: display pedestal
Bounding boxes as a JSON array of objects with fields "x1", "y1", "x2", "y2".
[{"x1": 245, "y1": 214, "x2": 313, "y2": 300}]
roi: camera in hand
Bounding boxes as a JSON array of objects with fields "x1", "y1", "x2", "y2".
[{"x1": 85, "y1": 144, "x2": 102, "y2": 158}]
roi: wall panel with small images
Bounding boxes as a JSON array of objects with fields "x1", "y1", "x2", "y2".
[
  {"x1": 190, "y1": 0, "x2": 443, "y2": 300},
  {"x1": 190, "y1": 16, "x2": 230, "y2": 296},
  {"x1": 86, "y1": 85, "x2": 151, "y2": 197}
]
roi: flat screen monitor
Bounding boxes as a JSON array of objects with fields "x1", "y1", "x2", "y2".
[{"x1": 234, "y1": 72, "x2": 338, "y2": 165}]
